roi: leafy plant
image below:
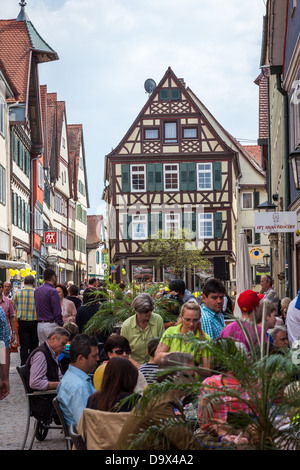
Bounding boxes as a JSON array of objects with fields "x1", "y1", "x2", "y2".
[
  {"x1": 141, "y1": 228, "x2": 211, "y2": 279},
  {"x1": 83, "y1": 281, "x2": 180, "y2": 336},
  {"x1": 121, "y1": 331, "x2": 300, "y2": 450}
]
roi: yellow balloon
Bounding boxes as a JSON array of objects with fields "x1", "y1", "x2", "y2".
[
  {"x1": 31, "y1": 270, "x2": 36, "y2": 276},
  {"x1": 9, "y1": 268, "x2": 14, "y2": 276}
]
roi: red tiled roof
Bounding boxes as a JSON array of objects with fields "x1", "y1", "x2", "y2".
[
  {"x1": 0, "y1": 20, "x2": 32, "y2": 102},
  {"x1": 244, "y1": 145, "x2": 262, "y2": 165}
]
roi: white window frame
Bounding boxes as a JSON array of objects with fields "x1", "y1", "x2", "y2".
[
  {"x1": 0, "y1": 97, "x2": 5, "y2": 137},
  {"x1": 165, "y1": 213, "x2": 181, "y2": 234},
  {"x1": 164, "y1": 163, "x2": 179, "y2": 191},
  {"x1": 164, "y1": 122, "x2": 177, "y2": 143},
  {"x1": 198, "y1": 213, "x2": 214, "y2": 239},
  {"x1": 242, "y1": 192, "x2": 253, "y2": 210},
  {"x1": 131, "y1": 165, "x2": 146, "y2": 192},
  {"x1": 197, "y1": 163, "x2": 212, "y2": 190},
  {"x1": 132, "y1": 214, "x2": 147, "y2": 240}
]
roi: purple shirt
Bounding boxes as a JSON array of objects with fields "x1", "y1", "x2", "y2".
[
  {"x1": 0, "y1": 295, "x2": 16, "y2": 325},
  {"x1": 34, "y1": 282, "x2": 63, "y2": 326}
]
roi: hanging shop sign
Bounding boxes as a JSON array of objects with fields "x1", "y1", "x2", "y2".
[
  {"x1": 44, "y1": 230, "x2": 57, "y2": 244},
  {"x1": 249, "y1": 247, "x2": 265, "y2": 260},
  {"x1": 255, "y1": 211, "x2": 297, "y2": 233}
]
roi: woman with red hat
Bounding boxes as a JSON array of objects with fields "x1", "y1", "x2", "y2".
[{"x1": 220, "y1": 290, "x2": 267, "y2": 353}]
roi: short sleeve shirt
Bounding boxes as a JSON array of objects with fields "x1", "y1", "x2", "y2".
[{"x1": 121, "y1": 312, "x2": 165, "y2": 364}]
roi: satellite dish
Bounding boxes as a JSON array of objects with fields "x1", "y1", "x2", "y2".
[{"x1": 144, "y1": 78, "x2": 156, "y2": 94}]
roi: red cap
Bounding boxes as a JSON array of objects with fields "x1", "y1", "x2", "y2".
[
  {"x1": 238, "y1": 290, "x2": 261, "y2": 313},
  {"x1": 258, "y1": 294, "x2": 264, "y2": 301}
]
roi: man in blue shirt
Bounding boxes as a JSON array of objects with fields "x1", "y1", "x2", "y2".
[
  {"x1": 57, "y1": 334, "x2": 99, "y2": 426},
  {"x1": 200, "y1": 278, "x2": 226, "y2": 340}
]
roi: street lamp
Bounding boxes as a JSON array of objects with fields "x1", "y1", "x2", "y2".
[
  {"x1": 257, "y1": 200, "x2": 277, "y2": 211},
  {"x1": 289, "y1": 153, "x2": 300, "y2": 189},
  {"x1": 263, "y1": 253, "x2": 270, "y2": 268},
  {"x1": 47, "y1": 255, "x2": 59, "y2": 266},
  {"x1": 15, "y1": 245, "x2": 25, "y2": 260}
]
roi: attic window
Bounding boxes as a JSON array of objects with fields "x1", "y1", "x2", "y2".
[
  {"x1": 160, "y1": 89, "x2": 169, "y2": 100},
  {"x1": 171, "y1": 89, "x2": 180, "y2": 100}
]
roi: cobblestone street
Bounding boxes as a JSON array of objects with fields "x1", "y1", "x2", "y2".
[{"x1": 0, "y1": 352, "x2": 67, "y2": 451}]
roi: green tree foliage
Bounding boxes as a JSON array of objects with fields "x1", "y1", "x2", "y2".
[{"x1": 141, "y1": 229, "x2": 210, "y2": 279}]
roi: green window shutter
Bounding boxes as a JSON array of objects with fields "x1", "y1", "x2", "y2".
[
  {"x1": 24, "y1": 203, "x2": 28, "y2": 233},
  {"x1": 180, "y1": 162, "x2": 196, "y2": 191},
  {"x1": 13, "y1": 132, "x2": 18, "y2": 162},
  {"x1": 121, "y1": 164, "x2": 130, "y2": 192},
  {"x1": 182, "y1": 212, "x2": 197, "y2": 238},
  {"x1": 160, "y1": 89, "x2": 169, "y2": 100},
  {"x1": 171, "y1": 89, "x2": 180, "y2": 100},
  {"x1": 148, "y1": 213, "x2": 162, "y2": 238},
  {"x1": 17, "y1": 196, "x2": 21, "y2": 227},
  {"x1": 25, "y1": 151, "x2": 30, "y2": 177},
  {"x1": 254, "y1": 232, "x2": 261, "y2": 245},
  {"x1": 147, "y1": 163, "x2": 163, "y2": 191},
  {"x1": 253, "y1": 191, "x2": 260, "y2": 209},
  {"x1": 214, "y1": 212, "x2": 222, "y2": 238},
  {"x1": 123, "y1": 214, "x2": 132, "y2": 240},
  {"x1": 147, "y1": 163, "x2": 156, "y2": 192},
  {"x1": 21, "y1": 199, "x2": 24, "y2": 230},
  {"x1": 213, "y1": 162, "x2": 222, "y2": 190},
  {"x1": 155, "y1": 163, "x2": 163, "y2": 191}
]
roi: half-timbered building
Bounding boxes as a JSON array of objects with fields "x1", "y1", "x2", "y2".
[{"x1": 103, "y1": 67, "x2": 242, "y2": 288}]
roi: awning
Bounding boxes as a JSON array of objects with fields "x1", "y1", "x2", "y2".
[{"x1": 0, "y1": 260, "x2": 32, "y2": 270}]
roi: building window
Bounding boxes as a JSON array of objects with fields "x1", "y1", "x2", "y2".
[
  {"x1": 165, "y1": 213, "x2": 181, "y2": 233},
  {"x1": 183, "y1": 127, "x2": 197, "y2": 139},
  {"x1": 0, "y1": 165, "x2": 6, "y2": 205},
  {"x1": 242, "y1": 192, "x2": 253, "y2": 209},
  {"x1": 164, "y1": 164, "x2": 179, "y2": 191},
  {"x1": 0, "y1": 97, "x2": 5, "y2": 136},
  {"x1": 198, "y1": 213, "x2": 213, "y2": 239},
  {"x1": 145, "y1": 128, "x2": 159, "y2": 140},
  {"x1": 132, "y1": 214, "x2": 147, "y2": 240},
  {"x1": 197, "y1": 163, "x2": 212, "y2": 190},
  {"x1": 244, "y1": 228, "x2": 253, "y2": 244},
  {"x1": 164, "y1": 122, "x2": 177, "y2": 143},
  {"x1": 131, "y1": 165, "x2": 146, "y2": 192}
]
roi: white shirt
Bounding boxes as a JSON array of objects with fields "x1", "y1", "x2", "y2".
[{"x1": 286, "y1": 296, "x2": 300, "y2": 346}]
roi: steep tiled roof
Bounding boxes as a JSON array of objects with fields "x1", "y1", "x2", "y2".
[
  {"x1": 0, "y1": 15, "x2": 58, "y2": 103},
  {"x1": 244, "y1": 145, "x2": 262, "y2": 165}
]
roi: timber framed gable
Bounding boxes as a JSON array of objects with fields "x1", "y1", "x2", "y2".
[{"x1": 104, "y1": 67, "x2": 238, "y2": 285}]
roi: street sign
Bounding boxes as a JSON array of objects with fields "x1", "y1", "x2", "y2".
[
  {"x1": 44, "y1": 230, "x2": 57, "y2": 245},
  {"x1": 255, "y1": 211, "x2": 297, "y2": 233}
]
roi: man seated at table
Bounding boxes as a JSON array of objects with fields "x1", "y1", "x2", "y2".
[
  {"x1": 57, "y1": 334, "x2": 99, "y2": 427},
  {"x1": 24, "y1": 327, "x2": 70, "y2": 421}
]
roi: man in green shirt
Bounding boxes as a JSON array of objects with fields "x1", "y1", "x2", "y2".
[{"x1": 121, "y1": 293, "x2": 164, "y2": 364}]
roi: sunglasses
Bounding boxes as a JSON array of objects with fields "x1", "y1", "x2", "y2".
[{"x1": 111, "y1": 348, "x2": 131, "y2": 356}]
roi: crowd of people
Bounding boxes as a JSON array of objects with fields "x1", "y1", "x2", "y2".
[{"x1": 0, "y1": 269, "x2": 299, "y2": 450}]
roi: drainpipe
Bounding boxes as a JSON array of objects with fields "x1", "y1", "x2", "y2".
[{"x1": 276, "y1": 73, "x2": 291, "y2": 298}]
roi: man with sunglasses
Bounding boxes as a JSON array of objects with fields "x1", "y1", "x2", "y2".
[{"x1": 93, "y1": 334, "x2": 147, "y2": 393}]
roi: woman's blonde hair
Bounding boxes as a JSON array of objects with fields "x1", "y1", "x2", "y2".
[{"x1": 176, "y1": 301, "x2": 206, "y2": 339}]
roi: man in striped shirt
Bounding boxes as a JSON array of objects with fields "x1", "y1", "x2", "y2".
[{"x1": 13, "y1": 275, "x2": 38, "y2": 365}]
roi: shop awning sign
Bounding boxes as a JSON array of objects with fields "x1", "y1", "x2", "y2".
[
  {"x1": 44, "y1": 230, "x2": 57, "y2": 244},
  {"x1": 255, "y1": 211, "x2": 297, "y2": 233}
]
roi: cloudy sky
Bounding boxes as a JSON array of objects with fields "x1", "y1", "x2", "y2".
[{"x1": 1, "y1": 0, "x2": 267, "y2": 215}]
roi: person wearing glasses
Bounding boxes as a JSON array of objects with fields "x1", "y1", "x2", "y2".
[
  {"x1": 120, "y1": 293, "x2": 165, "y2": 365},
  {"x1": 92, "y1": 334, "x2": 147, "y2": 394},
  {"x1": 154, "y1": 301, "x2": 211, "y2": 369}
]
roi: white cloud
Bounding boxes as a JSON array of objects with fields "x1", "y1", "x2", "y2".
[{"x1": 0, "y1": 0, "x2": 266, "y2": 214}]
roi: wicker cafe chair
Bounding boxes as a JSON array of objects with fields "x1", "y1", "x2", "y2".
[
  {"x1": 69, "y1": 423, "x2": 87, "y2": 450},
  {"x1": 16, "y1": 365, "x2": 61, "y2": 450}
]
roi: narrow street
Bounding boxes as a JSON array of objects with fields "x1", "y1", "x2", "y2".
[{"x1": 0, "y1": 352, "x2": 66, "y2": 451}]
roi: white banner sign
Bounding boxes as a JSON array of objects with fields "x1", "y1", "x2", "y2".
[{"x1": 255, "y1": 211, "x2": 297, "y2": 233}]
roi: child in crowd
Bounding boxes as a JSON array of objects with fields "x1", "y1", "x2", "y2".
[{"x1": 139, "y1": 338, "x2": 160, "y2": 384}]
